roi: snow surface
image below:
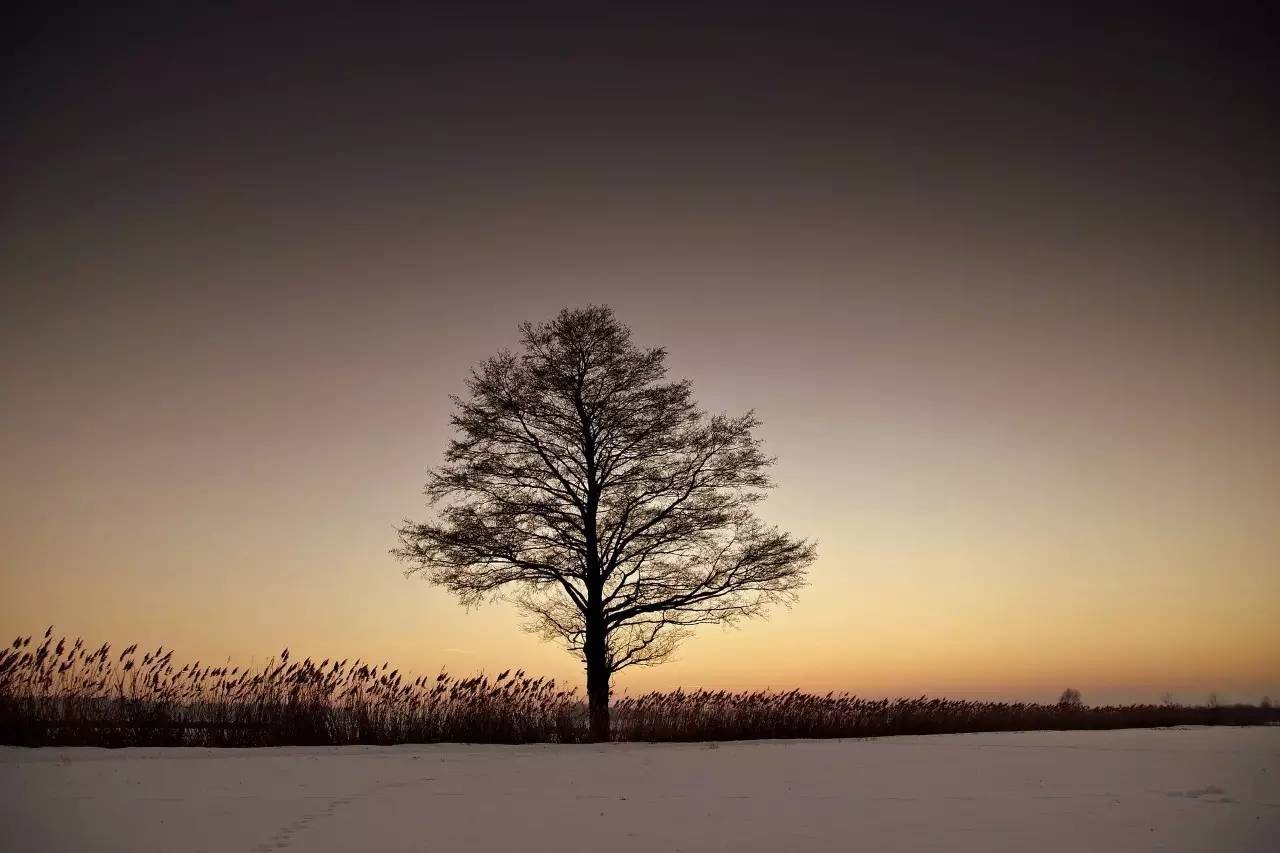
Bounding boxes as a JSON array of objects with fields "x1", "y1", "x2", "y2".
[{"x1": 2, "y1": 727, "x2": 1277, "y2": 852}]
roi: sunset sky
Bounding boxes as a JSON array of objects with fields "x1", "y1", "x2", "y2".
[{"x1": 2, "y1": 5, "x2": 1277, "y2": 704}]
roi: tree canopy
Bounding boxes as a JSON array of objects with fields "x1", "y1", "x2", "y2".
[{"x1": 394, "y1": 306, "x2": 815, "y2": 737}]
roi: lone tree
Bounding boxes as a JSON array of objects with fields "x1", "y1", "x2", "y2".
[{"x1": 394, "y1": 306, "x2": 815, "y2": 740}]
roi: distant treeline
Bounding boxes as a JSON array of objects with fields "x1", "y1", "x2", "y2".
[{"x1": 2, "y1": 630, "x2": 1275, "y2": 747}]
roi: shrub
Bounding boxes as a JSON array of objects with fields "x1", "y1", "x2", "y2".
[{"x1": 1058, "y1": 688, "x2": 1083, "y2": 708}]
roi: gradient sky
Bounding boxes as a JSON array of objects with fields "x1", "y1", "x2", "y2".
[{"x1": 3, "y1": 4, "x2": 1277, "y2": 704}]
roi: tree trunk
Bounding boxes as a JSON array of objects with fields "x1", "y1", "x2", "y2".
[{"x1": 584, "y1": 617, "x2": 610, "y2": 742}]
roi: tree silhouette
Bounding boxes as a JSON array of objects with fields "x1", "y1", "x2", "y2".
[{"x1": 394, "y1": 306, "x2": 815, "y2": 740}]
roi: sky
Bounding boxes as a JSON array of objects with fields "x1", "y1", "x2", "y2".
[{"x1": 2, "y1": 4, "x2": 1277, "y2": 705}]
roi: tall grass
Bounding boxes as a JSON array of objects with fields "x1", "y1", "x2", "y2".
[
  {"x1": 0, "y1": 629, "x2": 580, "y2": 746},
  {"x1": 3, "y1": 629, "x2": 1275, "y2": 746},
  {"x1": 610, "y1": 690, "x2": 1275, "y2": 741}
]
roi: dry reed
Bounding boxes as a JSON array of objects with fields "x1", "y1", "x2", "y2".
[{"x1": 3, "y1": 628, "x2": 1274, "y2": 746}]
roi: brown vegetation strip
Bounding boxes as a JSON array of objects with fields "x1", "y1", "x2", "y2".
[{"x1": 3, "y1": 629, "x2": 1275, "y2": 747}]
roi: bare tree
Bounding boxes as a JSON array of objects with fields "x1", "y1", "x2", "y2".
[
  {"x1": 394, "y1": 306, "x2": 815, "y2": 740},
  {"x1": 1057, "y1": 687, "x2": 1083, "y2": 707}
]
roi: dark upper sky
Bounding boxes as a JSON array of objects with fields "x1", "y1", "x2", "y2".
[
  {"x1": 2, "y1": 3, "x2": 1277, "y2": 699},
  {"x1": 5, "y1": 4, "x2": 1276, "y2": 356},
  {"x1": 5, "y1": 4, "x2": 1276, "y2": 231}
]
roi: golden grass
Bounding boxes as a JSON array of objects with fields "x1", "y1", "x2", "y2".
[{"x1": 3, "y1": 628, "x2": 1274, "y2": 746}]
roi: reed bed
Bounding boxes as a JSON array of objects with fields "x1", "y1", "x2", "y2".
[
  {"x1": 1, "y1": 629, "x2": 580, "y2": 746},
  {"x1": 3, "y1": 629, "x2": 1275, "y2": 746},
  {"x1": 610, "y1": 690, "x2": 1276, "y2": 741}
]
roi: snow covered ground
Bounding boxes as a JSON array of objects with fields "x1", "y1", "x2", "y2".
[{"x1": 2, "y1": 726, "x2": 1276, "y2": 852}]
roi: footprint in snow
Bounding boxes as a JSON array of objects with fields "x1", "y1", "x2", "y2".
[{"x1": 1167, "y1": 785, "x2": 1233, "y2": 802}]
